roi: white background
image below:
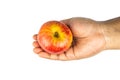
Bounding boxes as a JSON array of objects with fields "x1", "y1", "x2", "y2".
[{"x1": 0, "y1": 0, "x2": 120, "y2": 80}]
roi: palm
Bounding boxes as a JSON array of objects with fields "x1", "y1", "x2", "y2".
[{"x1": 33, "y1": 17, "x2": 106, "y2": 60}]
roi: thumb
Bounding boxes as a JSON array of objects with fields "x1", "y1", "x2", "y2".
[{"x1": 60, "y1": 18, "x2": 71, "y2": 26}]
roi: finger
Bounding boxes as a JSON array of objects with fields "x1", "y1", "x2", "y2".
[
  {"x1": 33, "y1": 47, "x2": 42, "y2": 54},
  {"x1": 33, "y1": 34, "x2": 38, "y2": 40},
  {"x1": 60, "y1": 18, "x2": 71, "y2": 25},
  {"x1": 38, "y1": 52, "x2": 50, "y2": 59},
  {"x1": 33, "y1": 41, "x2": 40, "y2": 47},
  {"x1": 65, "y1": 48, "x2": 76, "y2": 60},
  {"x1": 50, "y1": 54, "x2": 58, "y2": 60},
  {"x1": 58, "y1": 53, "x2": 68, "y2": 61}
]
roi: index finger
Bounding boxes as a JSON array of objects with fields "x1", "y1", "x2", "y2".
[{"x1": 33, "y1": 34, "x2": 38, "y2": 40}]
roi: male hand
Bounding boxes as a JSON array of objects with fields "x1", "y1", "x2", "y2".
[{"x1": 33, "y1": 17, "x2": 106, "y2": 60}]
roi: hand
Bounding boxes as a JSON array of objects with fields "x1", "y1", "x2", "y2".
[{"x1": 33, "y1": 17, "x2": 106, "y2": 60}]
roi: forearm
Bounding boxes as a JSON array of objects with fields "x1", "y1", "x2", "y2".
[{"x1": 102, "y1": 17, "x2": 120, "y2": 49}]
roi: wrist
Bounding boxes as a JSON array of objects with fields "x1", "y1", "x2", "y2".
[{"x1": 101, "y1": 17, "x2": 120, "y2": 49}]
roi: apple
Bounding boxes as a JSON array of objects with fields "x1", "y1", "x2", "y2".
[{"x1": 37, "y1": 21, "x2": 73, "y2": 54}]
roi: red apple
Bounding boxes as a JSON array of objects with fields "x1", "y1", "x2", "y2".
[{"x1": 37, "y1": 21, "x2": 73, "y2": 54}]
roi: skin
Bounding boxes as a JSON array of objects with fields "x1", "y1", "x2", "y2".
[{"x1": 33, "y1": 17, "x2": 120, "y2": 61}]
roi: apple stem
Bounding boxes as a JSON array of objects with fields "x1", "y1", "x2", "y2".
[{"x1": 54, "y1": 32, "x2": 59, "y2": 38}]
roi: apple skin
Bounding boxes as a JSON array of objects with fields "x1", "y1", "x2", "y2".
[{"x1": 37, "y1": 21, "x2": 73, "y2": 54}]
